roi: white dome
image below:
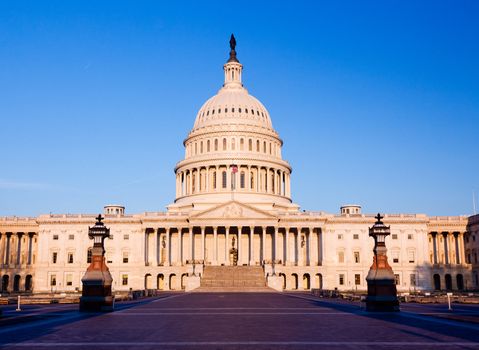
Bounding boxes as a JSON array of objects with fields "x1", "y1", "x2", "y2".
[{"x1": 193, "y1": 86, "x2": 273, "y2": 131}]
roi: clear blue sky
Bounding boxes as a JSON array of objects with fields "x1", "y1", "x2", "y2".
[{"x1": 0, "y1": 1, "x2": 478, "y2": 217}]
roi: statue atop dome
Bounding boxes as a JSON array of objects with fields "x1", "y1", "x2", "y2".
[{"x1": 228, "y1": 34, "x2": 239, "y2": 63}]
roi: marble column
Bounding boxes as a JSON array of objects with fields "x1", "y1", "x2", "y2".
[
  {"x1": 261, "y1": 226, "x2": 266, "y2": 263},
  {"x1": 454, "y1": 232, "x2": 460, "y2": 264},
  {"x1": 27, "y1": 233, "x2": 34, "y2": 265},
  {"x1": 189, "y1": 227, "x2": 194, "y2": 262},
  {"x1": 201, "y1": 227, "x2": 206, "y2": 262},
  {"x1": 165, "y1": 228, "x2": 171, "y2": 266},
  {"x1": 285, "y1": 228, "x2": 290, "y2": 265},
  {"x1": 442, "y1": 232, "x2": 449, "y2": 264},
  {"x1": 16, "y1": 232, "x2": 23, "y2": 265},
  {"x1": 307, "y1": 228, "x2": 312, "y2": 266},
  {"x1": 213, "y1": 226, "x2": 218, "y2": 265},
  {"x1": 177, "y1": 229, "x2": 182, "y2": 266},
  {"x1": 249, "y1": 226, "x2": 254, "y2": 265},
  {"x1": 4, "y1": 233, "x2": 11, "y2": 265},
  {"x1": 431, "y1": 232, "x2": 438, "y2": 264},
  {"x1": 156, "y1": 229, "x2": 160, "y2": 266},
  {"x1": 298, "y1": 230, "x2": 304, "y2": 266},
  {"x1": 144, "y1": 230, "x2": 149, "y2": 266},
  {"x1": 274, "y1": 227, "x2": 279, "y2": 263},
  {"x1": 225, "y1": 227, "x2": 230, "y2": 265},
  {"x1": 238, "y1": 227, "x2": 242, "y2": 265}
]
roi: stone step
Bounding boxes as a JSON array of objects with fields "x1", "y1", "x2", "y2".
[{"x1": 199, "y1": 266, "x2": 267, "y2": 292}]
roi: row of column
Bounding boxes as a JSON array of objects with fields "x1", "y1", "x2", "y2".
[
  {"x1": 176, "y1": 165, "x2": 291, "y2": 198},
  {"x1": 430, "y1": 231, "x2": 464, "y2": 265},
  {"x1": 144, "y1": 226, "x2": 321, "y2": 267},
  {"x1": 0, "y1": 232, "x2": 35, "y2": 266}
]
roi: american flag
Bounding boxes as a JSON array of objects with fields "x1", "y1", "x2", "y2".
[{"x1": 231, "y1": 164, "x2": 238, "y2": 173}]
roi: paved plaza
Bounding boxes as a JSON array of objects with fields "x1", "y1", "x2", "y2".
[{"x1": 1, "y1": 292, "x2": 479, "y2": 349}]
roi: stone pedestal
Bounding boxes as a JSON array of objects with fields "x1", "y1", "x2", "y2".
[
  {"x1": 365, "y1": 268, "x2": 399, "y2": 312},
  {"x1": 185, "y1": 275, "x2": 201, "y2": 291},
  {"x1": 80, "y1": 255, "x2": 114, "y2": 312},
  {"x1": 267, "y1": 275, "x2": 283, "y2": 291}
]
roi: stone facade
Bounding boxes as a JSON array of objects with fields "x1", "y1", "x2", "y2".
[{"x1": 0, "y1": 41, "x2": 474, "y2": 294}]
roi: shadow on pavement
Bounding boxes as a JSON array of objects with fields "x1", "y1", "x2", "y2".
[{"x1": 285, "y1": 293, "x2": 479, "y2": 343}]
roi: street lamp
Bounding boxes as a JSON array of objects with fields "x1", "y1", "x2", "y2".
[
  {"x1": 365, "y1": 213, "x2": 400, "y2": 312},
  {"x1": 79, "y1": 214, "x2": 114, "y2": 312}
]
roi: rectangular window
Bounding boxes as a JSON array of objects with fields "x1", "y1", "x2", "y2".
[
  {"x1": 109, "y1": 234, "x2": 113, "y2": 239},
  {"x1": 392, "y1": 251, "x2": 399, "y2": 263},
  {"x1": 66, "y1": 274, "x2": 73, "y2": 286},
  {"x1": 408, "y1": 234, "x2": 413, "y2": 240},
  {"x1": 122, "y1": 274, "x2": 128, "y2": 286},
  {"x1": 394, "y1": 274, "x2": 400, "y2": 285},
  {"x1": 68, "y1": 253, "x2": 74, "y2": 264},
  {"x1": 53, "y1": 234, "x2": 59, "y2": 240},
  {"x1": 410, "y1": 274, "x2": 416, "y2": 286},
  {"x1": 392, "y1": 234, "x2": 398, "y2": 240},
  {"x1": 338, "y1": 251, "x2": 344, "y2": 263},
  {"x1": 353, "y1": 234, "x2": 359, "y2": 240},
  {"x1": 123, "y1": 252, "x2": 129, "y2": 264},
  {"x1": 123, "y1": 234, "x2": 129, "y2": 240},
  {"x1": 337, "y1": 234, "x2": 343, "y2": 240},
  {"x1": 355, "y1": 274, "x2": 361, "y2": 285},
  {"x1": 50, "y1": 274, "x2": 57, "y2": 286},
  {"x1": 68, "y1": 234, "x2": 74, "y2": 240},
  {"x1": 339, "y1": 274, "x2": 345, "y2": 285},
  {"x1": 408, "y1": 251, "x2": 415, "y2": 263},
  {"x1": 222, "y1": 171, "x2": 227, "y2": 188},
  {"x1": 87, "y1": 249, "x2": 92, "y2": 263},
  {"x1": 52, "y1": 252, "x2": 58, "y2": 264},
  {"x1": 354, "y1": 251, "x2": 360, "y2": 263}
]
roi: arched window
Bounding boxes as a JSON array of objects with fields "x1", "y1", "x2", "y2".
[
  {"x1": 222, "y1": 171, "x2": 227, "y2": 189},
  {"x1": 192, "y1": 174, "x2": 196, "y2": 193},
  {"x1": 240, "y1": 172, "x2": 245, "y2": 189},
  {"x1": 200, "y1": 141, "x2": 203, "y2": 153},
  {"x1": 214, "y1": 139, "x2": 218, "y2": 151},
  {"x1": 231, "y1": 138, "x2": 235, "y2": 150},
  {"x1": 249, "y1": 139, "x2": 252, "y2": 151},
  {"x1": 250, "y1": 172, "x2": 255, "y2": 189},
  {"x1": 271, "y1": 174, "x2": 275, "y2": 193},
  {"x1": 269, "y1": 143, "x2": 272, "y2": 154},
  {"x1": 212, "y1": 171, "x2": 216, "y2": 189},
  {"x1": 194, "y1": 143, "x2": 197, "y2": 155},
  {"x1": 256, "y1": 140, "x2": 260, "y2": 152},
  {"x1": 240, "y1": 138, "x2": 244, "y2": 150},
  {"x1": 263, "y1": 141, "x2": 266, "y2": 153},
  {"x1": 223, "y1": 138, "x2": 227, "y2": 151},
  {"x1": 207, "y1": 140, "x2": 210, "y2": 152}
]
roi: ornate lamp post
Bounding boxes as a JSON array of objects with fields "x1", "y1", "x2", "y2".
[
  {"x1": 79, "y1": 214, "x2": 114, "y2": 312},
  {"x1": 365, "y1": 213, "x2": 399, "y2": 312}
]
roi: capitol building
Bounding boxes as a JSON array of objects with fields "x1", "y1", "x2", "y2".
[{"x1": 1, "y1": 37, "x2": 478, "y2": 295}]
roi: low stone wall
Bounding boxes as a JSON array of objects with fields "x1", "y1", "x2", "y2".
[{"x1": 311, "y1": 289, "x2": 479, "y2": 304}]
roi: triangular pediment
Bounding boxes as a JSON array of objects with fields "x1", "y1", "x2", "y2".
[{"x1": 190, "y1": 201, "x2": 277, "y2": 220}]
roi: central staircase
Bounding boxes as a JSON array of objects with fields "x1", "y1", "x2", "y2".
[{"x1": 194, "y1": 266, "x2": 272, "y2": 292}]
